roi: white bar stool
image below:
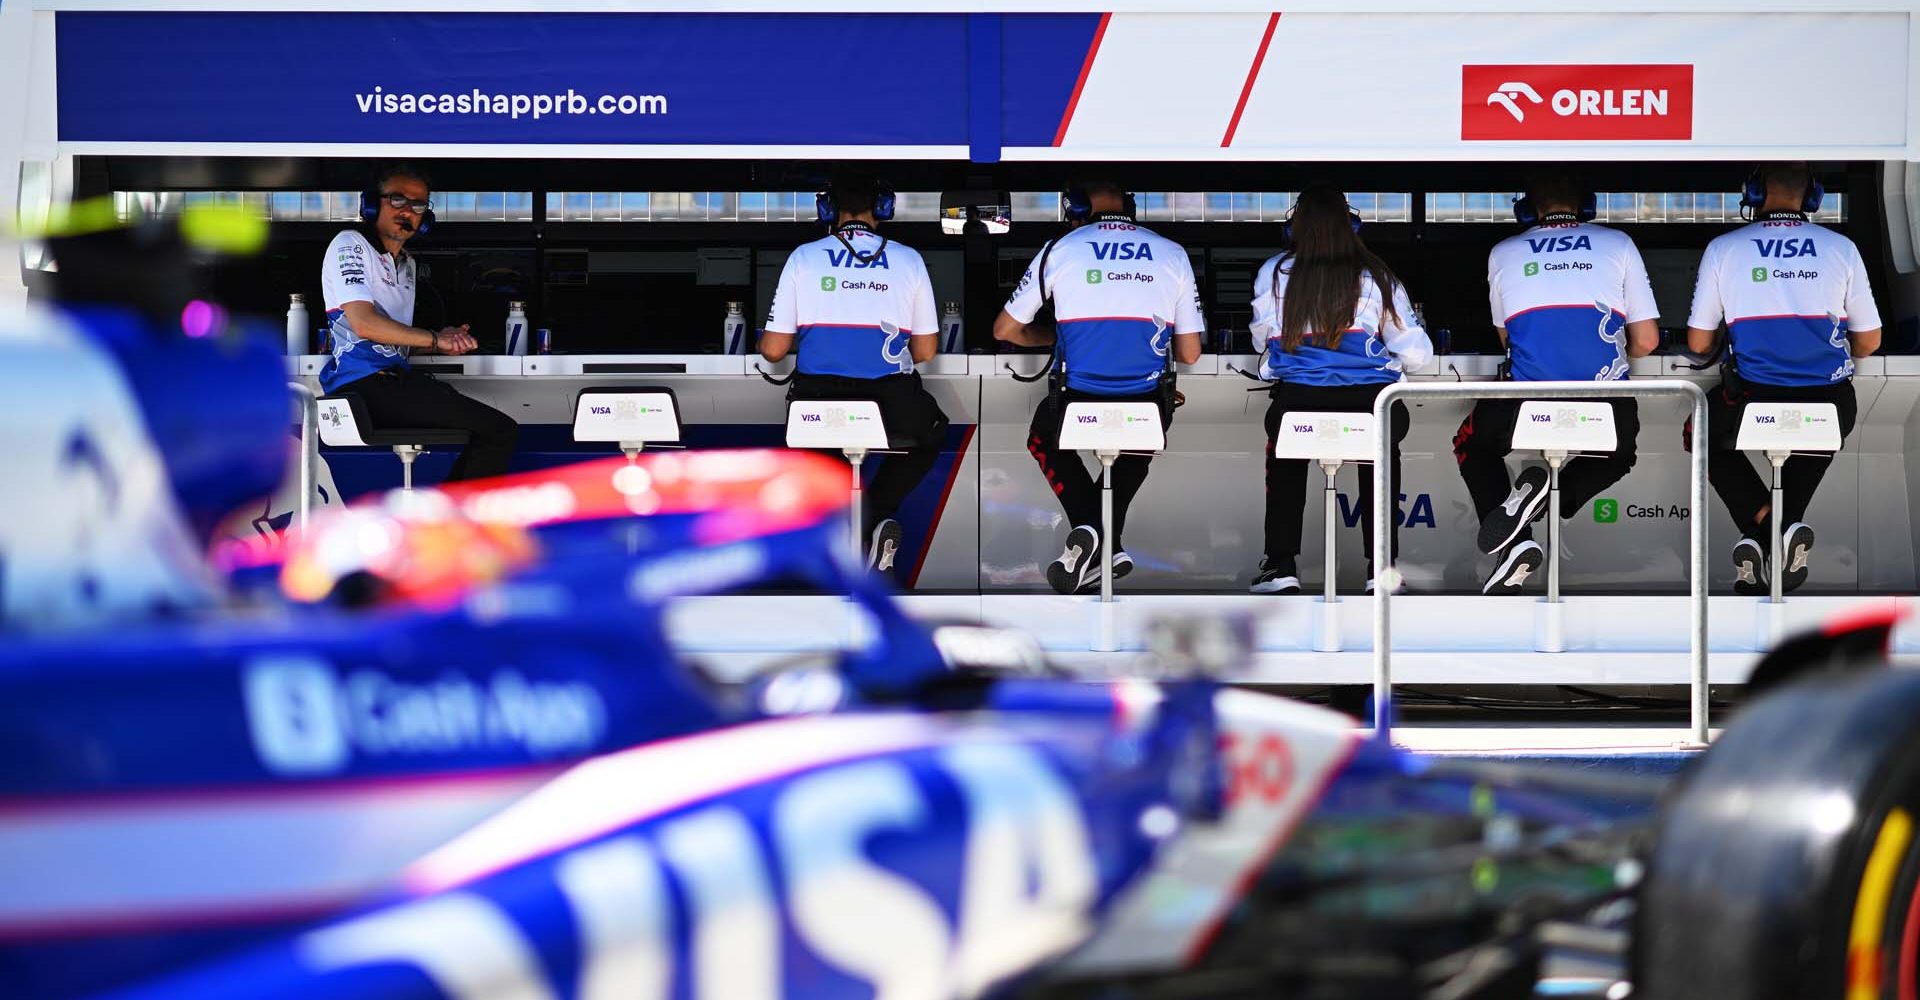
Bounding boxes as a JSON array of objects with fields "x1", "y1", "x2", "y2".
[
  {"x1": 786, "y1": 399, "x2": 891, "y2": 567},
  {"x1": 1509, "y1": 400, "x2": 1619, "y2": 652},
  {"x1": 1734, "y1": 400, "x2": 1842, "y2": 645},
  {"x1": 1057, "y1": 400, "x2": 1166, "y2": 652},
  {"x1": 1273, "y1": 411, "x2": 1376, "y2": 652},
  {"x1": 315, "y1": 393, "x2": 469, "y2": 494}
]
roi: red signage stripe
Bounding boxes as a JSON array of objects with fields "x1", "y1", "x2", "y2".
[
  {"x1": 1221, "y1": 13, "x2": 1281, "y2": 148},
  {"x1": 1462, "y1": 64, "x2": 1693, "y2": 141},
  {"x1": 1052, "y1": 12, "x2": 1112, "y2": 147}
]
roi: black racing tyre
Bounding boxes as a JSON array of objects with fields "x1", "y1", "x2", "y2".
[{"x1": 1637, "y1": 668, "x2": 1920, "y2": 1000}]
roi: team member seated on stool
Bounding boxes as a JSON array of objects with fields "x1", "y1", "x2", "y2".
[
  {"x1": 1457, "y1": 171, "x2": 1660, "y2": 593},
  {"x1": 758, "y1": 172, "x2": 947, "y2": 574},
  {"x1": 319, "y1": 164, "x2": 517, "y2": 482},
  {"x1": 1686, "y1": 161, "x2": 1881, "y2": 594},
  {"x1": 994, "y1": 180, "x2": 1205, "y2": 594},
  {"x1": 1251, "y1": 187, "x2": 1432, "y2": 595}
]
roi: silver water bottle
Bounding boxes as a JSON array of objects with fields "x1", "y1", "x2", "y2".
[
  {"x1": 286, "y1": 294, "x2": 309, "y2": 355},
  {"x1": 504, "y1": 301, "x2": 529, "y2": 357}
]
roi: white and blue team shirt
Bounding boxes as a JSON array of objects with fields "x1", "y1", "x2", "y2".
[
  {"x1": 1688, "y1": 216, "x2": 1881, "y2": 387},
  {"x1": 1003, "y1": 217, "x2": 1206, "y2": 395},
  {"x1": 319, "y1": 230, "x2": 416, "y2": 393},
  {"x1": 1251, "y1": 259, "x2": 1433, "y2": 386},
  {"x1": 764, "y1": 225, "x2": 937, "y2": 380},
  {"x1": 1487, "y1": 221, "x2": 1658, "y2": 382}
]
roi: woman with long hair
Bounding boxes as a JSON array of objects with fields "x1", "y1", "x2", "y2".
[{"x1": 1250, "y1": 187, "x2": 1432, "y2": 594}]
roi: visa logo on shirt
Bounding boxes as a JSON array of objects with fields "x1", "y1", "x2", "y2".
[
  {"x1": 1087, "y1": 242, "x2": 1155, "y2": 261},
  {"x1": 823, "y1": 248, "x2": 891, "y2": 269},
  {"x1": 1751, "y1": 238, "x2": 1818, "y2": 259},
  {"x1": 1527, "y1": 234, "x2": 1592, "y2": 253}
]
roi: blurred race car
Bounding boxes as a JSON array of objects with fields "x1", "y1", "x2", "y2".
[{"x1": 3, "y1": 220, "x2": 1919, "y2": 1000}]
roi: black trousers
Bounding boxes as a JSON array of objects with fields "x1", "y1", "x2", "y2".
[
  {"x1": 789, "y1": 372, "x2": 949, "y2": 533},
  {"x1": 1454, "y1": 397, "x2": 1640, "y2": 543},
  {"x1": 1026, "y1": 389, "x2": 1169, "y2": 549},
  {"x1": 338, "y1": 368, "x2": 519, "y2": 482},
  {"x1": 1263, "y1": 382, "x2": 1410, "y2": 564},
  {"x1": 1686, "y1": 378, "x2": 1857, "y2": 539}
]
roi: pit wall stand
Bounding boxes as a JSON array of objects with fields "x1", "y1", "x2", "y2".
[
  {"x1": 785, "y1": 398, "x2": 891, "y2": 570},
  {"x1": 1273, "y1": 411, "x2": 1378, "y2": 652},
  {"x1": 1058, "y1": 401, "x2": 1167, "y2": 653}
]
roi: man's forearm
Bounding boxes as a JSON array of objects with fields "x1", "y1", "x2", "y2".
[{"x1": 349, "y1": 308, "x2": 436, "y2": 349}]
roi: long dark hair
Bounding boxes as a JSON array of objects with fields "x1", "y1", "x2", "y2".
[{"x1": 1278, "y1": 186, "x2": 1402, "y2": 353}]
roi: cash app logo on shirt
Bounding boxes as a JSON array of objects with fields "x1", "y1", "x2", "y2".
[
  {"x1": 821, "y1": 277, "x2": 838, "y2": 291},
  {"x1": 1523, "y1": 261, "x2": 1540, "y2": 277},
  {"x1": 1085, "y1": 269, "x2": 1103, "y2": 284},
  {"x1": 1751, "y1": 267, "x2": 1768, "y2": 283}
]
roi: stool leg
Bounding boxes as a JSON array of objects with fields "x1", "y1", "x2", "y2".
[
  {"x1": 1321, "y1": 460, "x2": 1340, "y2": 602},
  {"x1": 1100, "y1": 455, "x2": 1115, "y2": 605},
  {"x1": 1545, "y1": 456, "x2": 1563, "y2": 604},
  {"x1": 395, "y1": 446, "x2": 419, "y2": 493},
  {"x1": 846, "y1": 449, "x2": 865, "y2": 568},
  {"x1": 1769, "y1": 456, "x2": 1786, "y2": 602}
]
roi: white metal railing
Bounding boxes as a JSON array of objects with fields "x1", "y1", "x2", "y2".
[
  {"x1": 1371, "y1": 380, "x2": 1711, "y2": 744},
  {"x1": 289, "y1": 382, "x2": 317, "y2": 533}
]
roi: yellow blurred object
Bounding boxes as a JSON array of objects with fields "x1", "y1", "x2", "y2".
[{"x1": 180, "y1": 203, "x2": 269, "y2": 255}]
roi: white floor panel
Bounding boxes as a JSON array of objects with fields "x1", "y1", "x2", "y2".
[{"x1": 666, "y1": 594, "x2": 1916, "y2": 686}]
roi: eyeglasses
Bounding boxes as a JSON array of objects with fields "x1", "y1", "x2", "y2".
[{"x1": 379, "y1": 192, "x2": 433, "y2": 213}]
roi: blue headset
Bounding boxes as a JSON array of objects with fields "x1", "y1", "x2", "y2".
[
  {"x1": 360, "y1": 190, "x2": 435, "y2": 236},
  {"x1": 1741, "y1": 168, "x2": 1824, "y2": 214},
  {"x1": 1062, "y1": 186, "x2": 1138, "y2": 224},
  {"x1": 815, "y1": 180, "x2": 896, "y2": 226},
  {"x1": 1281, "y1": 202, "x2": 1364, "y2": 242},
  {"x1": 1512, "y1": 191, "x2": 1597, "y2": 226}
]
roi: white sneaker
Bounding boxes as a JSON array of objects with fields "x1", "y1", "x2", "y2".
[
  {"x1": 1482, "y1": 540, "x2": 1545, "y2": 594},
  {"x1": 1047, "y1": 525, "x2": 1099, "y2": 595},
  {"x1": 1783, "y1": 522, "x2": 1815, "y2": 593},
  {"x1": 866, "y1": 519, "x2": 903, "y2": 573},
  {"x1": 1731, "y1": 537, "x2": 1766, "y2": 595}
]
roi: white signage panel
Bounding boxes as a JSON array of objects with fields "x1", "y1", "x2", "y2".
[
  {"x1": 572, "y1": 390, "x2": 682, "y2": 444},
  {"x1": 1272, "y1": 411, "x2": 1376, "y2": 462},
  {"x1": 1734, "y1": 401, "x2": 1843, "y2": 453},
  {"x1": 1057, "y1": 402, "x2": 1166, "y2": 452},
  {"x1": 1511, "y1": 400, "x2": 1618, "y2": 453},
  {"x1": 785, "y1": 400, "x2": 888, "y2": 451}
]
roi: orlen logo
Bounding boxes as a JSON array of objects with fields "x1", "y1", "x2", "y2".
[{"x1": 1462, "y1": 65, "x2": 1693, "y2": 141}]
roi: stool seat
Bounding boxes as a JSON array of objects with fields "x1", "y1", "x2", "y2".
[{"x1": 315, "y1": 393, "x2": 470, "y2": 492}]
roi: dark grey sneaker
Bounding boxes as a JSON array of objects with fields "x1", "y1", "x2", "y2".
[
  {"x1": 1731, "y1": 537, "x2": 1767, "y2": 596},
  {"x1": 866, "y1": 518, "x2": 903, "y2": 573},
  {"x1": 1481, "y1": 540, "x2": 1545, "y2": 594},
  {"x1": 1047, "y1": 525, "x2": 1100, "y2": 595},
  {"x1": 1782, "y1": 522, "x2": 1815, "y2": 593},
  {"x1": 1478, "y1": 465, "x2": 1552, "y2": 555},
  {"x1": 1110, "y1": 550, "x2": 1134, "y2": 580},
  {"x1": 1250, "y1": 557, "x2": 1302, "y2": 594}
]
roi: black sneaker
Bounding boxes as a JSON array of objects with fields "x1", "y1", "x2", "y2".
[
  {"x1": 1074, "y1": 549, "x2": 1135, "y2": 594},
  {"x1": 866, "y1": 519, "x2": 903, "y2": 573},
  {"x1": 1731, "y1": 537, "x2": 1767, "y2": 596},
  {"x1": 1047, "y1": 525, "x2": 1100, "y2": 595},
  {"x1": 1110, "y1": 550, "x2": 1134, "y2": 580},
  {"x1": 1481, "y1": 540, "x2": 1545, "y2": 594},
  {"x1": 1478, "y1": 465, "x2": 1551, "y2": 555},
  {"x1": 1782, "y1": 522, "x2": 1816, "y2": 593},
  {"x1": 1250, "y1": 557, "x2": 1301, "y2": 594}
]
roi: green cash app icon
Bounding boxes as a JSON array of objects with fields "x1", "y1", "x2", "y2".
[
  {"x1": 1751, "y1": 267, "x2": 1768, "y2": 283},
  {"x1": 1085, "y1": 269, "x2": 1103, "y2": 284},
  {"x1": 1593, "y1": 498, "x2": 1619, "y2": 524},
  {"x1": 1523, "y1": 261, "x2": 1540, "y2": 277},
  {"x1": 821, "y1": 277, "x2": 837, "y2": 291}
]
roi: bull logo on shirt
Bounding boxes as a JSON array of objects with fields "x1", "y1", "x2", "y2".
[
  {"x1": 1592, "y1": 301, "x2": 1630, "y2": 381},
  {"x1": 1148, "y1": 315, "x2": 1171, "y2": 359},
  {"x1": 880, "y1": 320, "x2": 914, "y2": 373}
]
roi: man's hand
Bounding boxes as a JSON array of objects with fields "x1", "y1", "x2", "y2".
[{"x1": 434, "y1": 325, "x2": 477, "y2": 356}]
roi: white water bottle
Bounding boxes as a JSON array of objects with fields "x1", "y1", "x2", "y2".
[
  {"x1": 504, "y1": 300, "x2": 529, "y2": 357},
  {"x1": 286, "y1": 294, "x2": 309, "y2": 355},
  {"x1": 940, "y1": 302, "x2": 963, "y2": 354},
  {"x1": 722, "y1": 302, "x2": 748, "y2": 355}
]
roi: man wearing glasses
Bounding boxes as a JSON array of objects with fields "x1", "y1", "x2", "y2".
[{"x1": 319, "y1": 164, "x2": 517, "y2": 481}]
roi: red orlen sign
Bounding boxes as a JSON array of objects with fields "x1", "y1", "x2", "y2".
[{"x1": 1462, "y1": 64, "x2": 1693, "y2": 140}]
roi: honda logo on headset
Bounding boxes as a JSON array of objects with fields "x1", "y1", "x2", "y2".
[{"x1": 1462, "y1": 65, "x2": 1693, "y2": 140}]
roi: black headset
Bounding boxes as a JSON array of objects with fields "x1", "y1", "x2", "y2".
[
  {"x1": 1741, "y1": 166, "x2": 1824, "y2": 215},
  {"x1": 361, "y1": 170, "x2": 435, "y2": 236},
  {"x1": 815, "y1": 178, "x2": 897, "y2": 226},
  {"x1": 1513, "y1": 191, "x2": 1598, "y2": 226},
  {"x1": 1063, "y1": 186, "x2": 1137, "y2": 224}
]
